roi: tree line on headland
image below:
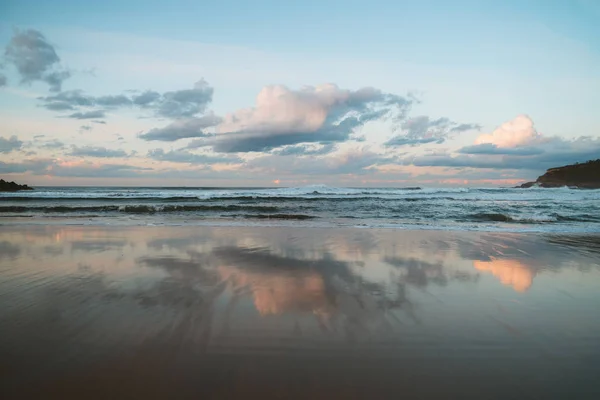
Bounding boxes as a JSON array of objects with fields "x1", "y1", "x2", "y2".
[
  {"x1": 0, "y1": 179, "x2": 33, "y2": 192},
  {"x1": 518, "y1": 159, "x2": 600, "y2": 189}
]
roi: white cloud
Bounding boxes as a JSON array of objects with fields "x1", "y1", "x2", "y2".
[
  {"x1": 219, "y1": 84, "x2": 352, "y2": 134},
  {"x1": 207, "y1": 84, "x2": 411, "y2": 152},
  {"x1": 475, "y1": 115, "x2": 540, "y2": 148}
]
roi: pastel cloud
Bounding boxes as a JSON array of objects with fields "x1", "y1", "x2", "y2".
[
  {"x1": 474, "y1": 115, "x2": 539, "y2": 148},
  {"x1": 2, "y1": 27, "x2": 597, "y2": 187},
  {"x1": 473, "y1": 259, "x2": 535, "y2": 292},
  {"x1": 410, "y1": 113, "x2": 600, "y2": 172},
  {"x1": 385, "y1": 116, "x2": 481, "y2": 147},
  {"x1": 204, "y1": 84, "x2": 412, "y2": 152},
  {"x1": 399, "y1": 115, "x2": 600, "y2": 175},
  {"x1": 217, "y1": 265, "x2": 332, "y2": 316}
]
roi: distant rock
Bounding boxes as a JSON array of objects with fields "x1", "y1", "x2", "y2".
[
  {"x1": 517, "y1": 181, "x2": 536, "y2": 189},
  {"x1": 0, "y1": 179, "x2": 34, "y2": 192},
  {"x1": 518, "y1": 159, "x2": 600, "y2": 189}
]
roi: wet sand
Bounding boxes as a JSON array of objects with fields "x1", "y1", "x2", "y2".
[{"x1": 1, "y1": 225, "x2": 599, "y2": 399}]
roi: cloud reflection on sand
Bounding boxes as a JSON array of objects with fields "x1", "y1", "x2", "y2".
[
  {"x1": 473, "y1": 258, "x2": 535, "y2": 292},
  {"x1": 456, "y1": 234, "x2": 560, "y2": 292},
  {"x1": 0, "y1": 241, "x2": 20, "y2": 260},
  {"x1": 1, "y1": 226, "x2": 600, "y2": 399},
  {"x1": 218, "y1": 264, "x2": 333, "y2": 317}
]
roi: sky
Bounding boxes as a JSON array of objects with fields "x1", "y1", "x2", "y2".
[{"x1": 0, "y1": 0, "x2": 599, "y2": 187}]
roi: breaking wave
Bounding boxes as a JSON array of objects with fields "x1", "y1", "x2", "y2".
[
  {"x1": 0, "y1": 204, "x2": 280, "y2": 214},
  {"x1": 1, "y1": 185, "x2": 599, "y2": 232}
]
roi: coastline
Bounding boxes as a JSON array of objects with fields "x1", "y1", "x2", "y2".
[
  {"x1": 1, "y1": 215, "x2": 600, "y2": 234},
  {"x1": 1, "y1": 224, "x2": 599, "y2": 399}
]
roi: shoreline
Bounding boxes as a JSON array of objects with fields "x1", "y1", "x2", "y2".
[
  {"x1": 1, "y1": 223, "x2": 598, "y2": 253},
  {"x1": 2, "y1": 215, "x2": 600, "y2": 234}
]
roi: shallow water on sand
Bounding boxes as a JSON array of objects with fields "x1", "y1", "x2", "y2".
[{"x1": 1, "y1": 225, "x2": 599, "y2": 399}]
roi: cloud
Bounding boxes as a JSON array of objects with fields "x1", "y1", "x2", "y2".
[
  {"x1": 156, "y1": 80, "x2": 213, "y2": 118},
  {"x1": 409, "y1": 115, "x2": 600, "y2": 173},
  {"x1": 147, "y1": 148, "x2": 239, "y2": 164},
  {"x1": 4, "y1": 29, "x2": 70, "y2": 91},
  {"x1": 248, "y1": 147, "x2": 395, "y2": 176},
  {"x1": 43, "y1": 101, "x2": 74, "y2": 111},
  {"x1": 39, "y1": 90, "x2": 94, "y2": 108},
  {"x1": 92, "y1": 120, "x2": 106, "y2": 124},
  {"x1": 0, "y1": 158, "x2": 52, "y2": 174},
  {"x1": 329, "y1": 148, "x2": 396, "y2": 174},
  {"x1": 132, "y1": 90, "x2": 160, "y2": 106},
  {"x1": 198, "y1": 84, "x2": 412, "y2": 153},
  {"x1": 475, "y1": 115, "x2": 539, "y2": 148},
  {"x1": 385, "y1": 116, "x2": 479, "y2": 147},
  {"x1": 528, "y1": 137, "x2": 600, "y2": 165},
  {"x1": 49, "y1": 162, "x2": 152, "y2": 178},
  {"x1": 43, "y1": 70, "x2": 71, "y2": 92},
  {"x1": 0, "y1": 161, "x2": 34, "y2": 174},
  {"x1": 458, "y1": 143, "x2": 544, "y2": 155},
  {"x1": 0, "y1": 74, "x2": 6, "y2": 87},
  {"x1": 39, "y1": 139, "x2": 65, "y2": 149},
  {"x1": 0, "y1": 136, "x2": 23, "y2": 153},
  {"x1": 408, "y1": 154, "x2": 516, "y2": 169},
  {"x1": 95, "y1": 94, "x2": 132, "y2": 107},
  {"x1": 1, "y1": 159, "x2": 150, "y2": 178},
  {"x1": 67, "y1": 110, "x2": 106, "y2": 119},
  {"x1": 407, "y1": 136, "x2": 600, "y2": 171},
  {"x1": 0, "y1": 157, "x2": 153, "y2": 179},
  {"x1": 0, "y1": 157, "x2": 242, "y2": 181},
  {"x1": 385, "y1": 136, "x2": 439, "y2": 146},
  {"x1": 38, "y1": 80, "x2": 214, "y2": 119},
  {"x1": 70, "y1": 146, "x2": 128, "y2": 158},
  {"x1": 79, "y1": 125, "x2": 92, "y2": 132},
  {"x1": 451, "y1": 123, "x2": 483, "y2": 132},
  {"x1": 272, "y1": 143, "x2": 337, "y2": 156},
  {"x1": 403, "y1": 115, "x2": 600, "y2": 175},
  {"x1": 139, "y1": 114, "x2": 221, "y2": 141}
]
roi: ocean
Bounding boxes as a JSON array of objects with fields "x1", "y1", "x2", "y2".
[{"x1": 1, "y1": 185, "x2": 599, "y2": 232}]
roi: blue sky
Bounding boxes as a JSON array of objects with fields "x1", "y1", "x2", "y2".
[{"x1": 1, "y1": 0, "x2": 599, "y2": 186}]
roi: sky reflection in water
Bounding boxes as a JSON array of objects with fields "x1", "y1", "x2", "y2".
[{"x1": 1, "y1": 226, "x2": 599, "y2": 398}]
